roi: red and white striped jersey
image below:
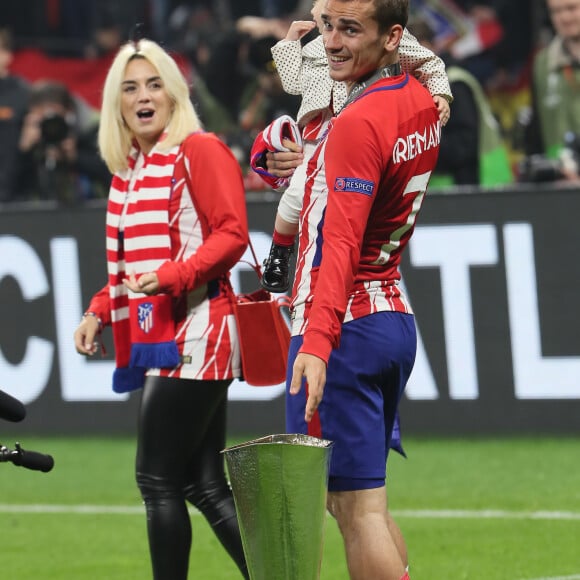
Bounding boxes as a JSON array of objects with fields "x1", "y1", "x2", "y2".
[
  {"x1": 89, "y1": 132, "x2": 248, "y2": 381},
  {"x1": 291, "y1": 73, "x2": 441, "y2": 363}
]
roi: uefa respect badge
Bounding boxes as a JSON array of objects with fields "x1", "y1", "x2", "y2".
[{"x1": 334, "y1": 177, "x2": 375, "y2": 196}]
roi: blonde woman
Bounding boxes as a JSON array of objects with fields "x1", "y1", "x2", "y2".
[{"x1": 73, "y1": 39, "x2": 249, "y2": 579}]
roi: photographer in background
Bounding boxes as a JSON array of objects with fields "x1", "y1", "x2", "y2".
[
  {"x1": 0, "y1": 28, "x2": 30, "y2": 203},
  {"x1": 523, "y1": 0, "x2": 580, "y2": 182},
  {"x1": 16, "y1": 81, "x2": 110, "y2": 204},
  {"x1": 409, "y1": 16, "x2": 512, "y2": 187}
]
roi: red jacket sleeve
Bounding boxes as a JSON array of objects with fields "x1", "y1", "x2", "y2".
[
  {"x1": 156, "y1": 133, "x2": 249, "y2": 296},
  {"x1": 87, "y1": 283, "x2": 112, "y2": 327},
  {"x1": 249, "y1": 130, "x2": 289, "y2": 190},
  {"x1": 249, "y1": 115, "x2": 303, "y2": 190}
]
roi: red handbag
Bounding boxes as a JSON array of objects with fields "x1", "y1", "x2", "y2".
[{"x1": 231, "y1": 244, "x2": 291, "y2": 387}]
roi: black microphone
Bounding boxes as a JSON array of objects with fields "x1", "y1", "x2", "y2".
[
  {"x1": 0, "y1": 389, "x2": 26, "y2": 422},
  {"x1": 10, "y1": 443, "x2": 54, "y2": 473},
  {"x1": 0, "y1": 442, "x2": 55, "y2": 473}
]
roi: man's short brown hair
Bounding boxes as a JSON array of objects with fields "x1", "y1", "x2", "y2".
[{"x1": 373, "y1": 0, "x2": 409, "y2": 34}]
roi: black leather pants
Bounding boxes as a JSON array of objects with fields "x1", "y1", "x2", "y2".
[{"x1": 135, "y1": 375, "x2": 249, "y2": 579}]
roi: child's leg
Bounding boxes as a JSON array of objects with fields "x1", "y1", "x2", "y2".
[
  {"x1": 276, "y1": 141, "x2": 317, "y2": 228},
  {"x1": 274, "y1": 214, "x2": 299, "y2": 237},
  {"x1": 261, "y1": 224, "x2": 295, "y2": 292},
  {"x1": 262, "y1": 142, "x2": 316, "y2": 293}
]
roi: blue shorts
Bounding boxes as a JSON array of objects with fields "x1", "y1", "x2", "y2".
[{"x1": 286, "y1": 311, "x2": 416, "y2": 492}]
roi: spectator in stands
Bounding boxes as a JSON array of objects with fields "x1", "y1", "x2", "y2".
[
  {"x1": 525, "y1": 0, "x2": 580, "y2": 181},
  {"x1": 201, "y1": 33, "x2": 258, "y2": 129},
  {"x1": 411, "y1": 1, "x2": 532, "y2": 92},
  {"x1": 170, "y1": 9, "x2": 239, "y2": 136},
  {"x1": 410, "y1": 16, "x2": 513, "y2": 187},
  {"x1": 462, "y1": 1, "x2": 533, "y2": 88},
  {"x1": 238, "y1": 35, "x2": 301, "y2": 133},
  {"x1": 232, "y1": 0, "x2": 308, "y2": 22},
  {"x1": 91, "y1": 1, "x2": 148, "y2": 47},
  {"x1": 57, "y1": 0, "x2": 98, "y2": 56},
  {"x1": 84, "y1": 9, "x2": 123, "y2": 59},
  {"x1": 2, "y1": 1, "x2": 52, "y2": 51},
  {"x1": 446, "y1": 0, "x2": 505, "y2": 83},
  {"x1": 196, "y1": 31, "x2": 300, "y2": 172},
  {"x1": 16, "y1": 80, "x2": 110, "y2": 203},
  {"x1": 236, "y1": 0, "x2": 314, "y2": 40},
  {"x1": 0, "y1": 28, "x2": 30, "y2": 203}
]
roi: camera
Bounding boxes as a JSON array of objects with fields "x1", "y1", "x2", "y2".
[
  {"x1": 40, "y1": 113, "x2": 71, "y2": 145},
  {"x1": 518, "y1": 132, "x2": 580, "y2": 183}
]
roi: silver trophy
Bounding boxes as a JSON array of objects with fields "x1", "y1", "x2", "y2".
[{"x1": 223, "y1": 434, "x2": 333, "y2": 580}]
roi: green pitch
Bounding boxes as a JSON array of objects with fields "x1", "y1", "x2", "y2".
[{"x1": 0, "y1": 435, "x2": 579, "y2": 579}]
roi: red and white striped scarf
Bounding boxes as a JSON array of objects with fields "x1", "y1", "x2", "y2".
[{"x1": 106, "y1": 140, "x2": 181, "y2": 393}]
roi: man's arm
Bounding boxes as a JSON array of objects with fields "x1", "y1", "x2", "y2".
[{"x1": 290, "y1": 115, "x2": 382, "y2": 422}]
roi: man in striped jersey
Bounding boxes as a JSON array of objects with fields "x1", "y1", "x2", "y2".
[{"x1": 285, "y1": 1, "x2": 441, "y2": 578}]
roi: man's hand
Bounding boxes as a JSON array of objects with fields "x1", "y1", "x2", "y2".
[
  {"x1": 290, "y1": 352, "x2": 327, "y2": 422},
  {"x1": 265, "y1": 138, "x2": 304, "y2": 177}
]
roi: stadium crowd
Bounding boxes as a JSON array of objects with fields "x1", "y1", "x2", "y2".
[{"x1": 0, "y1": 0, "x2": 575, "y2": 204}]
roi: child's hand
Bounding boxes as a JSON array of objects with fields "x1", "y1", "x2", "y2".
[
  {"x1": 433, "y1": 95, "x2": 451, "y2": 126},
  {"x1": 286, "y1": 20, "x2": 317, "y2": 42}
]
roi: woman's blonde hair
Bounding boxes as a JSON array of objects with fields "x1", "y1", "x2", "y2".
[{"x1": 98, "y1": 39, "x2": 202, "y2": 173}]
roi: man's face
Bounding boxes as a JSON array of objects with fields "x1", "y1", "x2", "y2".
[
  {"x1": 548, "y1": 0, "x2": 580, "y2": 42},
  {"x1": 321, "y1": 0, "x2": 393, "y2": 87}
]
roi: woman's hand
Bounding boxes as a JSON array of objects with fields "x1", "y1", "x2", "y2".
[
  {"x1": 73, "y1": 316, "x2": 100, "y2": 356},
  {"x1": 123, "y1": 271, "x2": 160, "y2": 295}
]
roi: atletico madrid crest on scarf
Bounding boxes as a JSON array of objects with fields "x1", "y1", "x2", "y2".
[{"x1": 138, "y1": 302, "x2": 154, "y2": 333}]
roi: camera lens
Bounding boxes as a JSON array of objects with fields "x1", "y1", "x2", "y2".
[
  {"x1": 518, "y1": 155, "x2": 563, "y2": 182},
  {"x1": 40, "y1": 114, "x2": 70, "y2": 145}
]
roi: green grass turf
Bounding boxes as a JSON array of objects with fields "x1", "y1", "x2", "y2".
[{"x1": 0, "y1": 435, "x2": 579, "y2": 579}]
